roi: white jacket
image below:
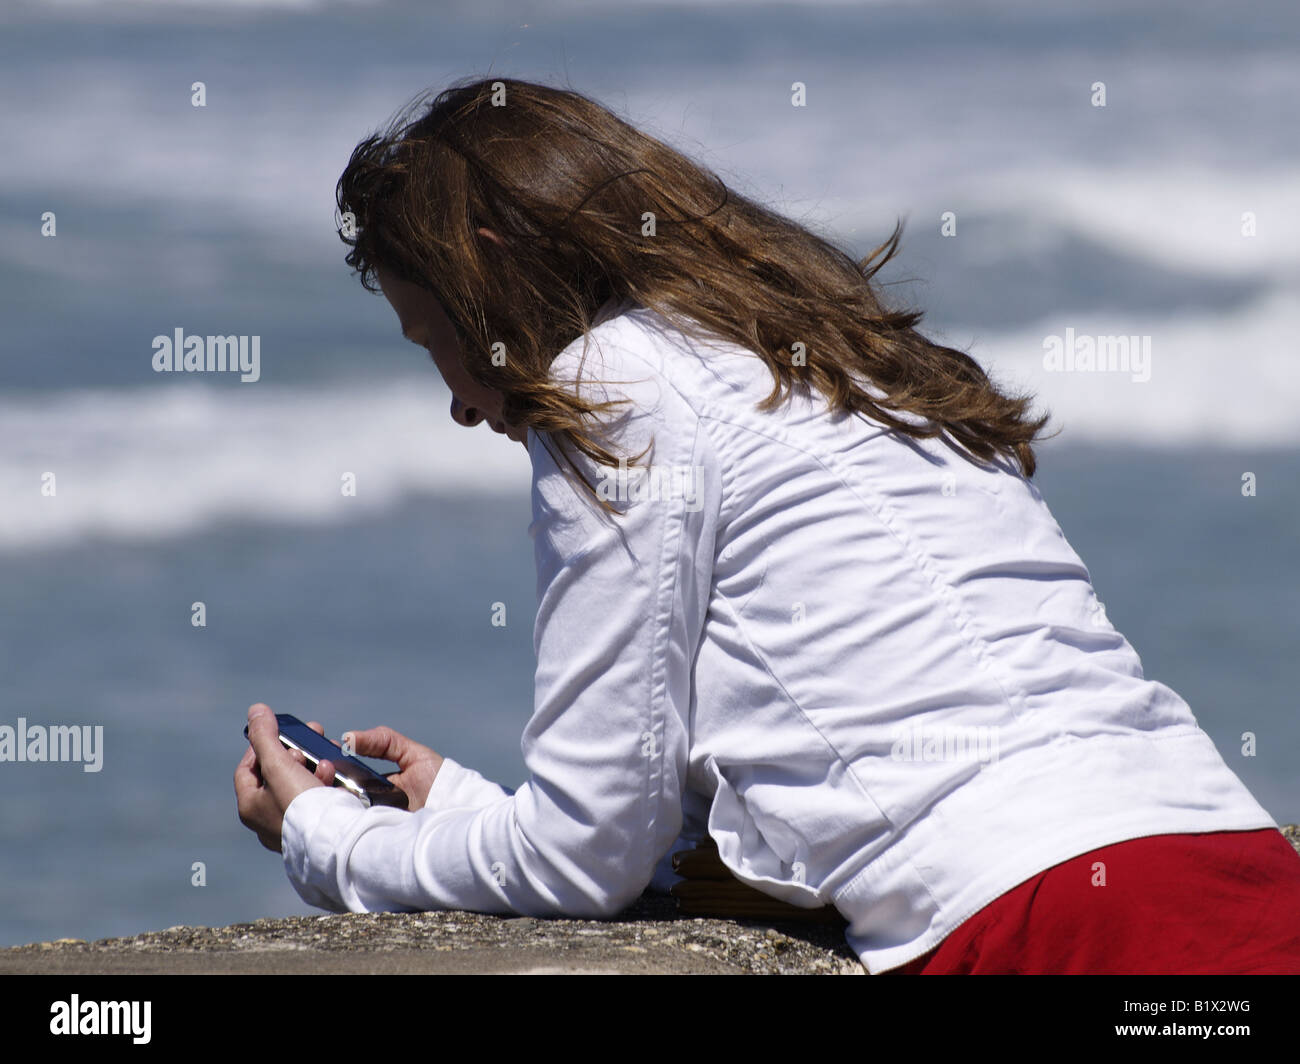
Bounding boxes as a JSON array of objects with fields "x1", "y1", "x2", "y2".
[{"x1": 281, "y1": 302, "x2": 1276, "y2": 973}]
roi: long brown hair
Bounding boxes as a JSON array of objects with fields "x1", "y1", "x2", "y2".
[{"x1": 337, "y1": 76, "x2": 1052, "y2": 507}]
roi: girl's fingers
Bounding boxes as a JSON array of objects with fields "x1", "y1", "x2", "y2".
[
  {"x1": 234, "y1": 756, "x2": 259, "y2": 798},
  {"x1": 235, "y1": 764, "x2": 279, "y2": 835},
  {"x1": 246, "y1": 704, "x2": 309, "y2": 804},
  {"x1": 345, "y1": 725, "x2": 425, "y2": 768}
]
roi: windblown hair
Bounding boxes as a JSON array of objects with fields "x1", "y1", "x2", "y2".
[{"x1": 337, "y1": 76, "x2": 1051, "y2": 508}]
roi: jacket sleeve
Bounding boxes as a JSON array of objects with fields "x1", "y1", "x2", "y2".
[{"x1": 280, "y1": 336, "x2": 718, "y2": 918}]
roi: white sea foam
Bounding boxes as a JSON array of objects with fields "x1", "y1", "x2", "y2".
[
  {"x1": 4, "y1": 286, "x2": 1296, "y2": 552},
  {"x1": 968, "y1": 286, "x2": 1300, "y2": 448},
  {"x1": 2, "y1": 41, "x2": 1294, "y2": 290},
  {"x1": 0, "y1": 377, "x2": 533, "y2": 552},
  {"x1": 967, "y1": 165, "x2": 1300, "y2": 277}
]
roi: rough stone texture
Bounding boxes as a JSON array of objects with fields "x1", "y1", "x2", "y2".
[
  {"x1": 0, "y1": 893, "x2": 863, "y2": 975},
  {"x1": 4, "y1": 826, "x2": 1297, "y2": 975}
]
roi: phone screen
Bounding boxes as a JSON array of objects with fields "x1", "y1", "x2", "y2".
[{"x1": 245, "y1": 713, "x2": 409, "y2": 810}]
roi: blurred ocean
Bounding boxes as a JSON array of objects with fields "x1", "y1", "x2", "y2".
[{"x1": 1, "y1": 0, "x2": 1297, "y2": 947}]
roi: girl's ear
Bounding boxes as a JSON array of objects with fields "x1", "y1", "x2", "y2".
[{"x1": 476, "y1": 226, "x2": 507, "y2": 249}]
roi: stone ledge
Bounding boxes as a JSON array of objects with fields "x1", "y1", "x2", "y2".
[
  {"x1": 0, "y1": 892, "x2": 862, "y2": 975},
  {"x1": 4, "y1": 826, "x2": 1296, "y2": 975}
]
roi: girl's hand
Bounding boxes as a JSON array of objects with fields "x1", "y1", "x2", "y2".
[
  {"x1": 342, "y1": 725, "x2": 444, "y2": 811},
  {"x1": 234, "y1": 704, "x2": 336, "y2": 853}
]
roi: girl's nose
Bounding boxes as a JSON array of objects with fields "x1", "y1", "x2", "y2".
[{"x1": 450, "y1": 395, "x2": 483, "y2": 428}]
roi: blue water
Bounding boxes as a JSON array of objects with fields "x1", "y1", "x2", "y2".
[{"x1": 1, "y1": 0, "x2": 1297, "y2": 947}]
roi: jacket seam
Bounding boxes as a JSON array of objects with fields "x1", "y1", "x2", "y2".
[
  {"x1": 607, "y1": 313, "x2": 1027, "y2": 724},
  {"x1": 600, "y1": 317, "x2": 1026, "y2": 724},
  {"x1": 693, "y1": 409, "x2": 1030, "y2": 725},
  {"x1": 639, "y1": 406, "x2": 709, "y2": 903}
]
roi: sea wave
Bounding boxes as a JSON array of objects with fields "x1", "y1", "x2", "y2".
[
  {"x1": 0, "y1": 377, "x2": 533, "y2": 552},
  {"x1": 972, "y1": 285, "x2": 1300, "y2": 448},
  {"x1": 3, "y1": 286, "x2": 1296, "y2": 552}
]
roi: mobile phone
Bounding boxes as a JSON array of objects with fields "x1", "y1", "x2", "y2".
[{"x1": 244, "y1": 713, "x2": 409, "y2": 810}]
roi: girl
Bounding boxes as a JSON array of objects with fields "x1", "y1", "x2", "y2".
[{"x1": 235, "y1": 76, "x2": 1300, "y2": 974}]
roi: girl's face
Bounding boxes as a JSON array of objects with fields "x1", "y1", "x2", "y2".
[{"x1": 377, "y1": 263, "x2": 528, "y2": 447}]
